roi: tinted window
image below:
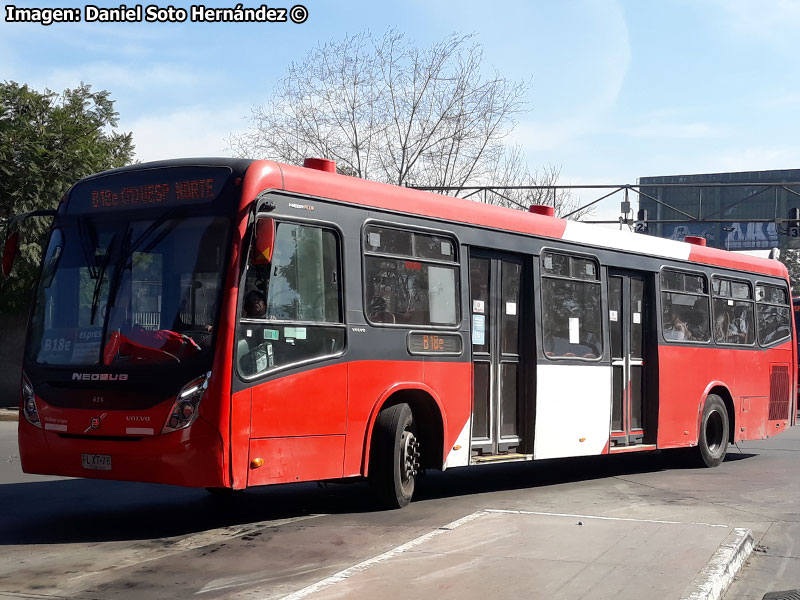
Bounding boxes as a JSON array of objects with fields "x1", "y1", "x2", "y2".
[
  {"x1": 661, "y1": 270, "x2": 710, "y2": 343},
  {"x1": 541, "y1": 251, "x2": 602, "y2": 359},
  {"x1": 711, "y1": 277, "x2": 754, "y2": 345},
  {"x1": 364, "y1": 226, "x2": 455, "y2": 261},
  {"x1": 756, "y1": 283, "x2": 791, "y2": 346},
  {"x1": 364, "y1": 226, "x2": 459, "y2": 327},
  {"x1": 237, "y1": 221, "x2": 344, "y2": 377},
  {"x1": 28, "y1": 215, "x2": 229, "y2": 367}
]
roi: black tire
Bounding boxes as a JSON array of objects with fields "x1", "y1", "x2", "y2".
[
  {"x1": 369, "y1": 403, "x2": 420, "y2": 509},
  {"x1": 695, "y1": 394, "x2": 729, "y2": 468}
]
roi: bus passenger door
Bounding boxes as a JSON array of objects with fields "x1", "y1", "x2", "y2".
[
  {"x1": 469, "y1": 251, "x2": 527, "y2": 458},
  {"x1": 608, "y1": 270, "x2": 648, "y2": 447}
]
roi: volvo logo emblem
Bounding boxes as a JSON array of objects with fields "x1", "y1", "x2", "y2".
[{"x1": 84, "y1": 413, "x2": 108, "y2": 433}]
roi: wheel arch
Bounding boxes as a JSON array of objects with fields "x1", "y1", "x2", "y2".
[
  {"x1": 700, "y1": 382, "x2": 736, "y2": 444},
  {"x1": 362, "y1": 383, "x2": 447, "y2": 476}
]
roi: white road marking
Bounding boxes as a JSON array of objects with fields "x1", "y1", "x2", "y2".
[
  {"x1": 278, "y1": 511, "x2": 486, "y2": 600},
  {"x1": 277, "y1": 508, "x2": 731, "y2": 599},
  {"x1": 196, "y1": 564, "x2": 335, "y2": 595},
  {"x1": 484, "y1": 508, "x2": 730, "y2": 528}
]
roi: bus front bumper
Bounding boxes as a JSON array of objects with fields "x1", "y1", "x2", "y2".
[{"x1": 18, "y1": 416, "x2": 226, "y2": 488}]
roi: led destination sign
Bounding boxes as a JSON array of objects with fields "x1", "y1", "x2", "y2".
[
  {"x1": 91, "y1": 179, "x2": 214, "y2": 209},
  {"x1": 67, "y1": 166, "x2": 232, "y2": 214}
]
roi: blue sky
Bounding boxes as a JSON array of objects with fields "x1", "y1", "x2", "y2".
[{"x1": 2, "y1": 0, "x2": 800, "y2": 220}]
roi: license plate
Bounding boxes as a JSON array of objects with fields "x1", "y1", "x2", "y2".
[{"x1": 81, "y1": 453, "x2": 112, "y2": 471}]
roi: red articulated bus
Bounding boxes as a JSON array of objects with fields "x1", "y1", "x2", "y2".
[{"x1": 10, "y1": 157, "x2": 797, "y2": 508}]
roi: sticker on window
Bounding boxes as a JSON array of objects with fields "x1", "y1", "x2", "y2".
[
  {"x1": 569, "y1": 318, "x2": 580, "y2": 344},
  {"x1": 263, "y1": 329, "x2": 280, "y2": 340},
  {"x1": 72, "y1": 328, "x2": 103, "y2": 363},
  {"x1": 609, "y1": 310, "x2": 618, "y2": 322},
  {"x1": 368, "y1": 232, "x2": 381, "y2": 248},
  {"x1": 506, "y1": 302, "x2": 517, "y2": 316},
  {"x1": 441, "y1": 241, "x2": 452, "y2": 256},
  {"x1": 633, "y1": 312, "x2": 641, "y2": 324},
  {"x1": 255, "y1": 350, "x2": 268, "y2": 372},
  {"x1": 472, "y1": 314, "x2": 486, "y2": 345},
  {"x1": 284, "y1": 326, "x2": 307, "y2": 340},
  {"x1": 473, "y1": 299, "x2": 485, "y2": 314}
]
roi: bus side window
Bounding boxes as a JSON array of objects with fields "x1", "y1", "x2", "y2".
[
  {"x1": 363, "y1": 225, "x2": 459, "y2": 327},
  {"x1": 711, "y1": 276, "x2": 754, "y2": 345},
  {"x1": 756, "y1": 283, "x2": 791, "y2": 346},
  {"x1": 661, "y1": 269, "x2": 710, "y2": 343},
  {"x1": 540, "y1": 251, "x2": 602, "y2": 359},
  {"x1": 237, "y1": 221, "x2": 346, "y2": 377}
]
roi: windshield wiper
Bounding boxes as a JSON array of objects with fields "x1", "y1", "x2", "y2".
[
  {"x1": 78, "y1": 218, "x2": 100, "y2": 279},
  {"x1": 104, "y1": 208, "x2": 180, "y2": 315},
  {"x1": 89, "y1": 233, "x2": 118, "y2": 325}
]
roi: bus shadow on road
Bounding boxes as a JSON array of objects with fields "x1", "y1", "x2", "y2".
[
  {"x1": 412, "y1": 449, "x2": 759, "y2": 503},
  {"x1": 0, "y1": 476, "x2": 382, "y2": 545},
  {"x1": 0, "y1": 450, "x2": 758, "y2": 545}
]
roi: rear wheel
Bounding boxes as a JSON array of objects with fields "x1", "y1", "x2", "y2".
[
  {"x1": 369, "y1": 403, "x2": 420, "y2": 509},
  {"x1": 695, "y1": 394, "x2": 729, "y2": 467}
]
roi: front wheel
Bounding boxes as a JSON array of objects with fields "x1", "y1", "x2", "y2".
[
  {"x1": 695, "y1": 394, "x2": 729, "y2": 467},
  {"x1": 369, "y1": 403, "x2": 420, "y2": 509}
]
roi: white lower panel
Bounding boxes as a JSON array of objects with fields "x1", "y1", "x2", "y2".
[
  {"x1": 534, "y1": 363, "x2": 612, "y2": 460},
  {"x1": 443, "y1": 418, "x2": 471, "y2": 470}
]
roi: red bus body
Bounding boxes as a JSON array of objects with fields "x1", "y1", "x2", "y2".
[{"x1": 18, "y1": 159, "x2": 797, "y2": 499}]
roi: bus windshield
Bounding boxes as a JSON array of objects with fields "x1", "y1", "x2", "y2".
[{"x1": 27, "y1": 213, "x2": 230, "y2": 368}]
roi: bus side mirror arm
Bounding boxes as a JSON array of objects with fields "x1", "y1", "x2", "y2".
[
  {"x1": 1, "y1": 209, "x2": 57, "y2": 276},
  {"x1": 247, "y1": 191, "x2": 276, "y2": 267},
  {"x1": 254, "y1": 190, "x2": 276, "y2": 216}
]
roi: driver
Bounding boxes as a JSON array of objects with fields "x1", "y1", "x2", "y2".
[{"x1": 243, "y1": 290, "x2": 267, "y2": 318}]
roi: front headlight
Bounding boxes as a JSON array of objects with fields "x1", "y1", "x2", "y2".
[
  {"x1": 21, "y1": 372, "x2": 41, "y2": 428},
  {"x1": 161, "y1": 372, "x2": 211, "y2": 434}
]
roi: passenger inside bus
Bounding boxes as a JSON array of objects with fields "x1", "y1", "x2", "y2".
[
  {"x1": 664, "y1": 312, "x2": 690, "y2": 341},
  {"x1": 731, "y1": 306, "x2": 751, "y2": 343},
  {"x1": 367, "y1": 295, "x2": 396, "y2": 323}
]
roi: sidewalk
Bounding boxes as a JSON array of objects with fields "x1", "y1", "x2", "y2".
[{"x1": 278, "y1": 510, "x2": 752, "y2": 600}]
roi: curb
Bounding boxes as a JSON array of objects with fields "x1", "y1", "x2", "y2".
[
  {"x1": 0, "y1": 408, "x2": 19, "y2": 422},
  {"x1": 681, "y1": 527, "x2": 754, "y2": 600}
]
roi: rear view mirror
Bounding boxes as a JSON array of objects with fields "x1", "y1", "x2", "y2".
[
  {"x1": 251, "y1": 218, "x2": 275, "y2": 265},
  {"x1": 2, "y1": 231, "x2": 20, "y2": 277},
  {"x1": 0, "y1": 208, "x2": 57, "y2": 277}
]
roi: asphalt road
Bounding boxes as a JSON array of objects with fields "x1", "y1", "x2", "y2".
[{"x1": 1, "y1": 420, "x2": 798, "y2": 599}]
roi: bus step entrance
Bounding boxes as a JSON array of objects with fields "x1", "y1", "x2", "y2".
[{"x1": 471, "y1": 453, "x2": 531, "y2": 465}]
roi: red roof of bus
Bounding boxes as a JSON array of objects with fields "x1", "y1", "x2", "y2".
[{"x1": 246, "y1": 159, "x2": 788, "y2": 280}]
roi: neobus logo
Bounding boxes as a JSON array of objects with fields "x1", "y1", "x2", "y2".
[{"x1": 72, "y1": 373, "x2": 129, "y2": 381}]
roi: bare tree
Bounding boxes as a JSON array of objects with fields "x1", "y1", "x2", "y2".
[
  {"x1": 476, "y1": 145, "x2": 594, "y2": 219},
  {"x1": 230, "y1": 31, "x2": 527, "y2": 186},
  {"x1": 230, "y1": 29, "x2": 586, "y2": 218}
]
